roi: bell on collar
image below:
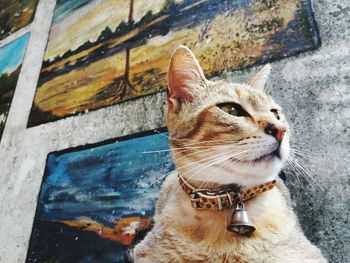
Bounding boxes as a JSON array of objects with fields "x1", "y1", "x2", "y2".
[{"x1": 227, "y1": 194, "x2": 255, "y2": 236}]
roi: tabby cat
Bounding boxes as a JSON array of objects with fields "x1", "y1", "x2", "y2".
[{"x1": 133, "y1": 46, "x2": 326, "y2": 263}]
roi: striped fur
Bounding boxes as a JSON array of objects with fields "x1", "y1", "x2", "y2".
[{"x1": 133, "y1": 46, "x2": 326, "y2": 263}]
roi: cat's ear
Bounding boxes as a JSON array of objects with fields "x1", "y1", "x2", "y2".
[
  {"x1": 168, "y1": 45, "x2": 207, "y2": 106},
  {"x1": 248, "y1": 64, "x2": 271, "y2": 90}
]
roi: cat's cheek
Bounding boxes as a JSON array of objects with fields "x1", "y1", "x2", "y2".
[{"x1": 279, "y1": 137, "x2": 290, "y2": 164}]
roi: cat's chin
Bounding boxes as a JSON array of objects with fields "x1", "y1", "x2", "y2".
[
  {"x1": 224, "y1": 143, "x2": 289, "y2": 186},
  {"x1": 229, "y1": 151, "x2": 277, "y2": 164},
  {"x1": 178, "y1": 154, "x2": 286, "y2": 188},
  {"x1": 213, "y1": 158, "x2": 282, "y2": 187},
  {"x1": 204, "y1": 142, "x2": 289, "y2": 187},
  {"x1": 176, "y1": 140, "x2": 290, "y2": 187}
]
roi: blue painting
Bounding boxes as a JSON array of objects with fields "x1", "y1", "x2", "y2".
[
  {"x1": 26, "y1": 130, "x2": 174, "y2": 263},
  {"x1": 0, "y1": 33, "x2": 30, "y2": 140}
]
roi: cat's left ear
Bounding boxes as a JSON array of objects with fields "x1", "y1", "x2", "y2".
[
  {"x1": 167, "y1": 45, "x2": 207, "y2": 106},
  {"x1": 248, "y1": 64, "x2": 271, "y2": 90}
]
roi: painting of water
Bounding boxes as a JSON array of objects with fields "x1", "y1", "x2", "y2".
[{"x1": 26, "y1": 130, "x2": 174, "y2": 263}]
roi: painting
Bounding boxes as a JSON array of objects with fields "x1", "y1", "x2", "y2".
[
  {"x1": 0, "y1": 0, "x2": 39, "y2": 41},
  {"x1": 0, "y1": 33, "x2": 30, "y2": 140},
  {"x1": 26, "y1": 130, "x2": 175, "y2": 263},
  {"x1": 28, "y1": 0, "x2": 320, "y2": 127}
]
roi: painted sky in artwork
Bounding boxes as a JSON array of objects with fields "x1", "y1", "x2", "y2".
[
  {"x1": 47, "y1": 0, "x2": 174, "y2": 60},
  {"x1": 38, "y1": 132, "x2": 174, "y2": 222},
  {"x1": 28, "y1": 0, "x2": 320, "y2": 127},
  {"x1": 0, "y1": 33, "x2": 30, "y2": 140},
  {"x1": 0, "y1": 33, "x2": 30, "y2": 74}
]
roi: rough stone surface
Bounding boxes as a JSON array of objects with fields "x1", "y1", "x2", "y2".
[{"x1": 0, "y1": 0, "x2": 349, "y2": 262}]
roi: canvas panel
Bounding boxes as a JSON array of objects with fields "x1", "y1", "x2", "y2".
[
  {"x1": 27, "y1": 0, "x2": 320, "y2": 127},
  {"x1": 26, "y1": 130, "x2": 174, "y2": 263},
  {"x1": 0, "y1": 33, "x2": 30, "y2": 140},
  {"x1": 0, "y1": 0, "x2": 39, "y2": 40}
]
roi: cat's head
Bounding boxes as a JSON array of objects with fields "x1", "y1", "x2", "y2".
[{"x1": 167, "y1": 46, "x2": 290, "y2": 187}]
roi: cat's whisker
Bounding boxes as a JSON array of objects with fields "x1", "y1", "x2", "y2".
[
  {"x1": 291, "y1": 155, "x2": 318, "y2": 179},
  {"x1": 168, "y1": 128, "x2": 259, "y2": 146},
  {"x1": 240, "y1": 143, "x2": 265, "y2": 166},
  {"x1": 176, "y1": 157, "x2": 237, "y2": 196},
  {"x1": 168, "y1": 134, "x2": 241, "y2": 143},
  {"x1": 153, "y1": 129, "x2": 170, "y2": 139},
  {"x1": 174, "y1": 143, "x2": 257, "y2": 162},
  {"x1": 182, "y1": 152, "x2": 249, "y2": 190},
  {"x1": 290, "y1": 167, "x2": 314, "y2": 195},
  {"x1": 289, "y1": 156, "x2": 323, "y2": 191},
  {"x1": 288, "y1": 152, "x2": 315, "y2": 177},
  {"x1": 150, "y1": 170, "x2": 174, "y2": 186},
  {"x1": 285, "y1": 161, "x2": 308, "y2": 193},
  {"x1": 173, "y1": 155, "x2": 232, "y2": 194},
  {"x1": 196, "y1": 155, "x2": 231, "y2": 189},
  {"x1": 143, "y1": 142, "x2": 242, "y2": 154},
  {"x1": 143, "y1": 140, "x2": 252, "y2": 154},
  {"x1": 150, "y1": 149, "x2": 243, "y2": 185},
  {"x1": 151, "y1": 153, "x2": 230, "y2": 185},
  {"x1": 181, "y1": 150, "x2": 249, "y2": 180},
  {"x1": 288, "y1": 143, "x2": 314, "y2": 154},
  {"x1": 289, "y1": 148, "x2": 319, "y2": 161},
  {"x1": 199, "y1": 156, "x2": 235, "y2": 190},
  {"x1": 171, "y1": 138, "x2": 243, "y2": 146},
  {"x1": 289, "y1": 148, "x2": 325, "y2": 189},
  {"x1": 174, "y1": 146, "x2": 226, "y2": 162},
  {"x1": 287, "y1": 157, "x2": 320, "y2": 194},
  {"x1": 151, "y1": 130, "x2": 212, "y2": 145},
  {"x1": 288, "y1": 149, "x2": 320, "y2": 181},
  {"x1": 176, "y1": 152, "x2": 245, "y2": 187},
  {"x1": 177, "y1": 149, "x2": 250, "y2": 191}
]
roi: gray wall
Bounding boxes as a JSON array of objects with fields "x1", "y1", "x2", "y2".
[{"x1": 0, "y1": 0, "x2": 349, "y2": 262}]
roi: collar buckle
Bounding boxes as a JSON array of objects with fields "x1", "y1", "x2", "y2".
[
  {"x1": 189, "y1": 192, "x2": 201, "y2": 209},
  {"x1": 189, "y1": 188, "x2": 214, "y2": 209}
]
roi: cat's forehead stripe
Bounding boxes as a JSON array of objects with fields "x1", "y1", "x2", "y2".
[{"x1": 232, "y1": 86, "x2": 270, "y2": 112}]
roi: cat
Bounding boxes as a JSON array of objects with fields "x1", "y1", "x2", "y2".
[{"x1": 133, "y1": 46, "x2": 327, "y2": 263}]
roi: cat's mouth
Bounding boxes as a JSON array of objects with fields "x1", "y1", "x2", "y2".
[
  {"x1": 230, "y1": 147, "x2": 281, "y2": 163},
  {"x1": 253, "y1": 149, "x2": 280, "y2": 162}
]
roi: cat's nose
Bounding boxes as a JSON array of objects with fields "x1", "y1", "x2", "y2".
[{"x1": 264, "y1": 123, "x2": 286, "y2": 142}]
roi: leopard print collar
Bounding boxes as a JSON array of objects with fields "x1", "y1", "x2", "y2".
[{"x1": 178, "y1": 173, "x2": 276, "y2": 210}]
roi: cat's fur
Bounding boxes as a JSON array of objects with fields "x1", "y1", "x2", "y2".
[{"x1": 133, "y1": 46, "x2": 326, "y2": 263}]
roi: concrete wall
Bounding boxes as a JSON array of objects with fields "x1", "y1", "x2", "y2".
[{"x1": 0, "y1": 0, "x2": 348, "y2": 262}]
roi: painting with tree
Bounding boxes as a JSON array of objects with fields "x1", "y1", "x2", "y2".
[
  {"x1": 0, "y1": 0, "x2": 39, "y2": 41},
  {"x1": 28, "y1": 0, "x2": 320, "y2": 127},
  {"x1": 26, "y1": 130, "x2": 174, "y2": 263},
  {"x1": 0, "y1": 33, "x2": 30, "y2": 140}
]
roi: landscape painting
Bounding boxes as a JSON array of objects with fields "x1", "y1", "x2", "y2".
[
  {"x1": 0, "y1": 0, "x2": 39, "y2": 40},
  {"x1": 0, "y1": 33, "x2": 30, "y2": 140},
  {"x1": 28, "y1": 0, "x2": 320, "y2": 127},
  {"x1": 26, "y1": 130, "x2": 175, "y2": 263}
]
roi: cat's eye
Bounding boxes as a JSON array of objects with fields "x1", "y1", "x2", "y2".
[
  {"x1": 271, "y1": 109, "x2": 280, "y2": 120},
  {"x1": 217, "y1": 103, "x2": 248, "y2": 117},
  {"x1": 219, "y1": 104, "x2": 238, "y2": 116}
]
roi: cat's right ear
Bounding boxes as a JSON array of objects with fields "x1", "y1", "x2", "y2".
[
  {"x1": 167, "y1": 45, "x2": 207, "y2": 108},
  {"x1": 248, "y1": 64, "x2": 271, "y2": 90}
]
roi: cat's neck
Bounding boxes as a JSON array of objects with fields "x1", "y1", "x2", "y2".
[
  {"x1": 158, "y1": 172, "x2": 293, "y2": 244},
  {"x1": 176, "y1": 157, "x2": 278, "y2": 189}
]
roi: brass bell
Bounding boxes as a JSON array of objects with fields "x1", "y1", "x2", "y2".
[{"x1": 227, "y1": 194, "x2": 255, "y2": 236}]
